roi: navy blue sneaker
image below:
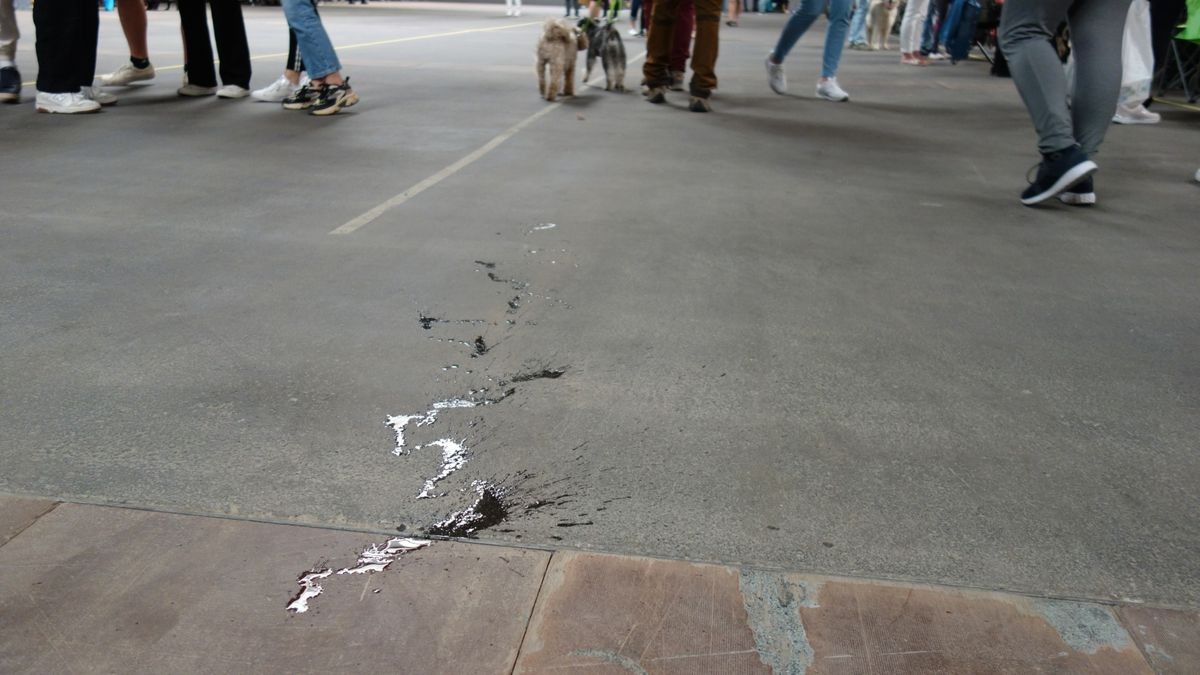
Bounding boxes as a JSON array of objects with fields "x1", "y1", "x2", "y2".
[
  {"x1": 1058, "y1": 176, "x2": 1096, "y2": 206},
  {"x1": 1021, "y1": 145, "x2": 1097, "y2": 206},
  {"x1": 0, "y1": 66, "x2": 20, "y2": 104}
]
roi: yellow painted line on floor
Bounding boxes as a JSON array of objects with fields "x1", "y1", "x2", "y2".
[
  {"x1": 1152, "y1": 97, "x2": 1200, "y2": 113},
  {"x1": 19, "y1": 21, "x2": 540, "y2": 87},
  {"x1": 330, "y1": 51, "x2": 648, "y2": 236}
]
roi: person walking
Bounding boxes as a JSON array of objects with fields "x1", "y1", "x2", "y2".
[
  {"x1": 1, "y1": 0, "x2": 21, "y2": 103},
  {"x1": 763, "y1": 0, "x2": 853, "y2": 101},
  {"x1": 643, "y1": 0, "x2": 721, "y2": 111},
  {"x1": 279, "y1": 0, "x2": 358, "y2": 115},
  {"x1": 899, "y1": 0, "x2": 932, "y2": 64},
  {"x1": 177, "y1": 0, "x2": 252, "y2": 98},
  {"x1": 847, "y1": 0, "x2": 870, "y2": 49},
  {"x1": 252, "y1": 28, "x2": 309, "y2": 102},
  {"x1": 999, "y1": 0, "x2": 1127, "y2": 205}
]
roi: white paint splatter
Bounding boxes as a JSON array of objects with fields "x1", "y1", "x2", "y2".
[
  {"x1": 417, "y1": 439, "x2": 468, "y2": 499},
  {"x1": 336, "y1": 537, "x2": 432, "y2": 575},
  {"x1": 431, "y1": 398, "x2": 478, "y2": 410},
  {"x1": 286, "y1": 539, "x2": 431, "y2": 613},
  {"x1": 529, "y1": 223, "x2": 557, "y2": 232},
  {"x1": 385, "y1": 413, "x2": 435, "y2": 455},
  {"x1": 287, "y1": 569, "x2": 333, "y2": 613}
]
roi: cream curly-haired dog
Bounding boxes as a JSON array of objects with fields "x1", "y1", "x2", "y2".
[{"x1": 537, "y1": 18, "x2": 587, "y2": 102}]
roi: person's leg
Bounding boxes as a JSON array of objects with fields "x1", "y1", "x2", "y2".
[
  {"x1": 642, "y1": 0, "x2": 653, "y2": 31},
  {"x1": 1069, "y1": 0, "x2": 1133, "y2": 156},
  {"x1": 210, "y1": 0, "x2": 250, "y2": 88},
  {"x1": 283, "y1": 0, "x2": 342, "y2": 81},
  {"x1": 0, "y1": 0, "x2": 18, "y2": 67},
  {"x1": 76, "y1": 0, "x2": 100, "y2": 89},
  {"x1": 847, "y1": 0, "x2": 869, "y2": 45},
  {"x1": 999, "y1": 0, "x2": 1078, "y2": 154},
  {"x1": 818, "y1": 0, "x2": 852, "y2": 77},
  {"x1": 899, "y1": 0, "x2": 931, "y2": 59},
  {"x1": 688, "y1": 0, "x2": 720, "y2": 104},
  {"x1": 1147, "y1": 0, "x2": 1185, "y2": 103},
  {"x1": 643, "y1": 0, "x2": 682, "y2": 93},
  {"x1": 178, "y1": 0, "x2": 217, "y2": 87},
  {"x1": 34, "y1": 0, "x2": 82, "y2": 93},
  {"x1": 727, "y1": 0, "x2": 739, "y2": 24},
  {"x1": 670, "y1": 0, "x2": 694, "y2": 74},
  {"x1": 770, "y1": 0, "x2": 825, "y2": 63},
  {"x1": 115, "y1": 0, "x2": 149, "y2": 60}
]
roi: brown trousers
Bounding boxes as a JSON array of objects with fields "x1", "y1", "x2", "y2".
[{"x1": 643, "y1": 0, "x2": 721, "y2": 97}]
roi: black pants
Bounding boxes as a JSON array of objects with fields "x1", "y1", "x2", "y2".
[
  {"x1": 565, "y1": 0, "x2": 580, "y2": 15},
  {"x1": 179, "y1": 0, "x2": 251, "y2": 88},
  {"x1": 1150, "y1": 0, "x2": 1186, "y2": 74},
  {"x1": 33, "y1": 0, "x2": 99, "y2": 93},
  {"x1": 287, "y1": 30, "x2": 304, "y2": 72}
]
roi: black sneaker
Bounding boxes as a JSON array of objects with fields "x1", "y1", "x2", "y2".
[
  {"x1": 0, "y1": 66, "x2": 21, "y2": 104},
  {"x1": 281, "y1": 83, "x2": 321, "y2": 110},
  {"x1": 1021, "y1": 145, "x2": 1097, "y2": 206},
  {"x1": 1057, "y1": 176, "x2": 1096, "y2": 206},
  {"x1": 688, "y1": 96, "x2": 712, "y2": 113},
  {"x1": 309, "y1": 79, "x2": 358, "y2": 116}
]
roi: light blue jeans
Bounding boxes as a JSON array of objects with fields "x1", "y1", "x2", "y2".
[
  {"x1": 771, "y1": 0, "x2": 852, "y2": 78},
  {"x1": 847, "y1": 0, "x2": 869, "y2": 45},
  {"x1": 282, "y1": 0, "x2": 341, "y2": 79}
]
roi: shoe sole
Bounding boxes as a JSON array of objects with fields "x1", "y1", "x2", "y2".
[
  {"x1": 310, "y1": 91, "x2": 359, "y2": 116},
  {"x1": 0, "y1": 93, "x2": 18, "y2": 103},
  {"x1": 1021, "y1": 160, "x2": 1098, "y2": 206},
  {"x1": 1058, "y1": 191, "x2": 1097, "y2": 206},
  {"x1": 1112, "y1": 116, "x2": 1160, "y2": 125},
  {"x1": 217, "y1": 92, "x2": 250, "y2": 99},
  {"x1": 178, "y1": 91, "x2": 216, "y2": 97},
  {"x1": 817, "y1": 91, "x2": 849, "y2": 102},
  {"x1": 101, "y1": 74, "x2": 155, "y2": 86},
  {"x1": 36, "y1": 106, "x2": 101, "y2": 114},
  {"x1": 645, "y1": 90, "x2": 666, "y2": 104}
]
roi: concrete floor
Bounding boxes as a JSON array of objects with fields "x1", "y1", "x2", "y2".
[{"x1": 1, "y1": 4, "x2": 1197, "y2": 608}]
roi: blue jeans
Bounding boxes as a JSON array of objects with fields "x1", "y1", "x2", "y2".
[
  {"x1": 282, "y1": 0, "x2": 340, "y2": 79},
  {"x1": 847, "y1": 0, "x2": 869, "y2": 45},
  {"x1": 770, "y1": 0, "x2": 852, "y2": 77}
]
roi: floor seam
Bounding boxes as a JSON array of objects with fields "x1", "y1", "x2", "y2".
[
  {"x1": 509, "y1": 550, "x2": 556, "y2": 675},
  {"x1": 1112, "y1": 604, "x2": 1159, "y2": 673},
  {"x1": 0, "y1": 501, "x2": 61, "y2": 550}
]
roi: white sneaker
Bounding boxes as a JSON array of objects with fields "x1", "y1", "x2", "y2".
[
  {"x1": 97, "y1": 62, "x2": 155, "y2": 86},
  {"x1": 816, "y1": 77, "x2": 849, "y2": 102},
  {"x1": 1112, "y1": 103, "x2": 1160, "y2": 125},
  {"x1": 35, "y1": 91, "x2": 101, "y2": 114},
  {"x1": 515, "y1": 8, "x2": 521, "y2": 15},
  {"x1": 1194, "y1": 168, "x2": 1199, "y2": 183},
  {"x1": 252, "y1": 75, "x2": 304, "y2": 102},
  {"x1": 765, "y1": 55, "x2": 786, "y2": 94},
  {"x1": 506, "y1": 8, "x2": 513, "y2": 15},
  {"x1": 178, "y1": 82, "x2": 217, "y2": 97},
  {"x1": 216, "y1": 84, "x2": 251, "y2": 99},
  {"x1": 80, "y1": 86, "x2": 118, "y2": 106}
]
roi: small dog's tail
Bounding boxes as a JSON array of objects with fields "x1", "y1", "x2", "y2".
[{"x1": 543, "y1": 17, "x2": 576, "y2": 43}]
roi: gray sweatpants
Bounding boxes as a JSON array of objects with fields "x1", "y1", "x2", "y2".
[
  {"x1": 999, "y1": 0, "x2": 1130, "y2": 156},
  {"x1": 0, "y1": 0, "x2": 18, "y2": 65}
]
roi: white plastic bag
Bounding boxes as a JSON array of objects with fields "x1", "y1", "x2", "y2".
[{"x1": 1118, "y1": 0, "x2": 1154, "y2": 108}]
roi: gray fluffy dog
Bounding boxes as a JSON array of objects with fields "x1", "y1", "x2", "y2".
[
  {"x1": 537, "y1": 18, "x2": 588, "y2": 102},
  {"x1": 584, "y1": 20, "x2": 627, "y2": 92}
]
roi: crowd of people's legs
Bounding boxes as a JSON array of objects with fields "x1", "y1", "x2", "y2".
[
  {"x1": 0, "y1": 0, "x2": 355, "y2": 115},
  {"x1": 1, "y1": 0, "x2": 1195, "y2": 200}
]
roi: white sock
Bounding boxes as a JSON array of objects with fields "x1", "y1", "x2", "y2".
[{"x1": 0, "y1": 59, "x2": 15, "y2": 70}]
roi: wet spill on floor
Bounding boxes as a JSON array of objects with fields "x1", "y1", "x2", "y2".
[
  {"x1": 427, "y1": 486, "x2": 509, "y2": 538},
  {"x1": 416, "y1": 439, "x2": 468, "y2": 499}
]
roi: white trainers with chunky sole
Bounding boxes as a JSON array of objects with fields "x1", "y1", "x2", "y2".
[
  {"x1": 217, "y1": 84, "x2": 251, "y2": 99},
  {"x1": 816, "y1": 77, "x2": 849, "y2": 102},
  {"x1": 97, "y1": 63, "x2": 155, "y2": 86},
  {"x1": 80, "y1": 86, "x2": 117, "y2": 106},
  {"x1": 35, "y1": 91, "x2": 101, "y2": 114}
]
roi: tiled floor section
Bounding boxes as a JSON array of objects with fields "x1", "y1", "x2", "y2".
[
  {"x1": 515, "y1": 551, "x2": 771, "y2": 674},
  {"x1": 2, "y1": 496, "x2": 1197, "y2": 674},
  {"x1": 1119, "y1": 606, "x2": 1200, "y2": 675},
  {"x1": 0, "y1": 500, "x2": 549, "y2": 674}
]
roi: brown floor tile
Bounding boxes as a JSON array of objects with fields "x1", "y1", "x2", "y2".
[
  {"x1": 0, "y1": 503, "x2": 549, "y2": 674},
  {"x1": 797, "y1": 577, "x2": 1154, "y2": 675},
  {"x1": 1119, "y1": 606, "x2": 1200, "y2": 674},
  {"x1": 514, "y1": 551, "x2": 771, "y2": 674},
  {"x1": 0, "y1": 495, "x2": 57, "y2": 546}
]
